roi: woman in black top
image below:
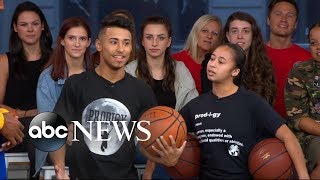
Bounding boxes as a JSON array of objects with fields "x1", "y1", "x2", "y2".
[{"x1": 0, "y1": 1, "x2": 52, "y2": 179}]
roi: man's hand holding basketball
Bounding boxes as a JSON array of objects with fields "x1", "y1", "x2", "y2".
[{"x1": 0, "y1": 113, "x2": 24, "y2": 151}]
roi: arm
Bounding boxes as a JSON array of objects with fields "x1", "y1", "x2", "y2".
[
  {"x1": 49, "y1": 144, "x2": 69, "y2": 179},
  {"x1": 0, "y1": 54, "x2": 38, "y2": 117},
  {"x1": 36, "y1": 73, "x2": 56, "y2": 113},
  {"x1": 275, "y1": 124, "x2": 309, "y2": 179},
  {"x1": 0, "y1": 54, "x2": 9, "y2": 104},
  {"x1": 285, "y1": 69, "x2": 319, "y2": 135}
]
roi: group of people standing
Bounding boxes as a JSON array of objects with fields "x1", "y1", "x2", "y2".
[{"x1": 0, "y1": 0, "x2": 319, "y2": 179}]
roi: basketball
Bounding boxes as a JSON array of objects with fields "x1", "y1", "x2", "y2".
[
  {"x1": 248, "y1": 138, "x2": 294, "y2": 179},
  {"x1": 136, "y1": 106, "x2": 187, "y2": 157},
  {"x1": 164, "y1": 134, "x2": 201, "y2": 178}
]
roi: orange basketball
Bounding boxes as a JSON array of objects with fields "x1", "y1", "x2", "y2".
[
  {"x1": 136, "y1": 106, "x2": 187, "y2": 156},
  {"x1": 164, "y1": 134, "x2": 201, "y2": 178},
  {"x1": 248, "y1": 138, "x2": 294, "y2": 179}
]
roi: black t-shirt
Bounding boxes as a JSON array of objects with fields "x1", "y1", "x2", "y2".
[
  {"x1": 54, "y1": 70, "x2": 157, "y2": 179},
  {"x1": 151, "y1": 79, "x2": 176, "y2": 109},
  {"x1": 179, "y1": 87, "x2": 284, "y2": 179}
]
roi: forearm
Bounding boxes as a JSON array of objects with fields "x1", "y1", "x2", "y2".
[
  {"x1": 0, "y1": 104, "x2": 38, "y2": 117},
  {"x1": 276, "y1": 125, "x2": 309, "y2": 179},
  {"x1": 284, "y1": 135, "x2": 309, "y2": 179},
  {"x1": 298, "y1": 116, "x2": 320, "y2": 136},
  {"x1": 49, "y1": 144, "x2": 66, "y2": 169}
]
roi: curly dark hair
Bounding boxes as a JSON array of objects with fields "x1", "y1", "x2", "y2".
[
  {"x1": 136, "y1": 16, "x2": 175, "y2": 92},
  {"x1": 223, "y1": 11, "x2": 277, "y2": 105}
]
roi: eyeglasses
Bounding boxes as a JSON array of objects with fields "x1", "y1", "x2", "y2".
[{"x1": 200, "y1": 28, "x2": 219, "y2": 37}]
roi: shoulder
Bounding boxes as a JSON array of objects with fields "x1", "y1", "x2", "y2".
[
  {"x1": 125, "y1": 73, "x2": 148, "y2": 87},
  {"x1": 65, "y1": 70, "x2": 93, "y2": 85},
  {"x1": 38, "y1": 66, "x2": 53, "y2": 83},
  {"x1": 175, "y1": 61, "x2": 194, "y2": 87},
  {"x1": 289, "y1": 60, "x2": 313, "y2": 77},
  {"x1": 291, "y1": 44, "x2": 312, "y2": 58},
  {"x1": 172, "y1": 50, "x2": 189, "y2": 60},
  {"x1": 0, "y1": 53, "x2": 8, "y2": 66},
  {"x1": 0, "y1": 53, "x2": 9, "y2": 76},
  {"x1": 124, "y1": 60, "x2": 138, "y2": 77},
  {"x1": 237, "y1": 87, "x2": 266, "y2": 104}
]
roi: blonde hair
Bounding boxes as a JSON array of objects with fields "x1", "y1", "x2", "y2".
[{"x1": 183, "y1": 14, "x2": 222, "y2": 60}]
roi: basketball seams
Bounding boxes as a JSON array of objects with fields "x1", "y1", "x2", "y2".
[
  {"x1": 275, "y1": 162, "x2": 294, "y2": 179},
  {"x1": 248, "y1": 141, "x2": 283, "y2": 163},
  {"x1": 178, "y1": 158, "x2": 201, "y2": 166},
  {"x1": 252, "y1": 150, "x2": 288, "y2": 177},
  {"x1": 144, "y1": 115, "x2": 182, "y2": 149}
]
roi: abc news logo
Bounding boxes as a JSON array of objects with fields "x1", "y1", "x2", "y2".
[{"x1": 29, "y1": 112, "x2": 151, "y2": 152}]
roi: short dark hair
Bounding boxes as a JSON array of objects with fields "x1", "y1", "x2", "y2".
[
  {"x1": 98, "y1": 15, "x2": 135, "y2": 40},
  {"x1": 268, "y1": 0, "x2": 299, "y2": 20},
  {"x1": 308, "y1": 22, "x2": 320, "y2": 40}
]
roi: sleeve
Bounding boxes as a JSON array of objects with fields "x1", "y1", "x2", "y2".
[
  {"x1": 252, "y1": 95, "x2": 285, "y2": 136},
  {"x1": 53, "y1": 79, "x2": 76, "y2": 124},
  {"x1": 179, "y1": 103, "x2": 195, "y2": 133},
  {"x1": 284, "y1": 67, "x2": 310, "y2": 131},
  {"x1": 36, "y1": 74, "x2": 55, "y2": 113},
  {"x1": 176, "y1": 62, "x2": 199, "y2": 110},
  {"x1": 201, "y1": 53, "x2": 212, "y2": 94}
]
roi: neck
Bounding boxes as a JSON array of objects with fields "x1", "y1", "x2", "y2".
[
  {"x1": 146, "y1": 54, "x2": 165, "y2": 80},
  {"x1": 95, "y1": 64, "x2": 125, "y2": 83},
  {"x1": 195, "y1": 48, "x2": 206, "y2": 64},
  {"x1": 66, "y1": 57, "x2": 84, "y2": 77},
  {"x1": 23, "y1": 43, "x2": 41, "y2": 61},
  {"x1": 268, "y1": 33, "x2": 292, "y2": 49},
  {"x1": 212, "y1": 81, "x2": 239, "y2": 99}
]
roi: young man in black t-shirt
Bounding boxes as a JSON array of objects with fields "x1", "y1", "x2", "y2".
[{"x1": 50, "y1": 16, "x2": 160, "y2": 179}]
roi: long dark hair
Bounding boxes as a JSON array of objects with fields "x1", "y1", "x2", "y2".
[
  {"x1": 9, "y1": 1, "x2": 52, "y2": 79},
  {"x1": 137, "y1": 16, "x2": 176, "y2": 92},
  {"x1": 223, "y1": 11, "x2": 277, "y2": 105},
  {"x1": 47, "y1": 17, "x2": 93, "y2": 81}
]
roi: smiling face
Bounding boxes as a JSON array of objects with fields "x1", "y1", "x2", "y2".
[
  {"x1": 13, "y1": 11, "x2": 43, "y2": 46},
  {"x1": 267, "y1": 2, "x2": 297, "y2": 38},
  {"x1": 61, "y1": 26, "x2": 91, "y2": 61},
  {"x1": 226, "y1": 20, "x2": 252, "y2": 54},
  {"x1": 96, "y1": 27, "x2": 132, "y2": 71},
  {"x1": 207, "y1": 45, "x2": 240, "y2": 84},
  {"x1": 141, "y1": 24, "x2": 171, "y2": 59},
  {"x1": 197, "y1": 21, "x2": 221, "y2": 53},
  {"x1": 309, "y1": 26, "x2": 320, "y2": 62}
]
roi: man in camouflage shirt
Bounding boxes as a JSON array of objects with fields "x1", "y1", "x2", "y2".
[{"x1": 285, "y1": 22, "x2": 320, "y2": 178}]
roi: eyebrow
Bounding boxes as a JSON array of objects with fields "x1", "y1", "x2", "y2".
[
  {"x1": 18, "y1": 20, "x2": 41, "y2": 24},
  {"x1": 109, "y1": 38, "x2": 131, "y2": 41},
  {"x1": 145, "y1": 33, "x2": 166, "y2": 36}
]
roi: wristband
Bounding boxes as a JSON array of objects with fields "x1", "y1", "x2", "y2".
[{"x1": 0, "y1": 108, "x2": 9, "y2": 130}]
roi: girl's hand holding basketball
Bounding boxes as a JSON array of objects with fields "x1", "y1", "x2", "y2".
[{"x1": 152, "y1": 135, "x2": 187, "y2": 167}]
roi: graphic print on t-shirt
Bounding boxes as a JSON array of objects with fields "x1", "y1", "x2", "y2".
[
  {"x1": 194, "y1": 111, "x2": 244, "y2": 157},
  {"x1": 81, "y1": 98, "x2": 131, "y2": 155}
]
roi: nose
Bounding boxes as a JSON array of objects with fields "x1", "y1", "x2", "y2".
[
  {"x1": 75, "y1": 38, "x2": 80, "y2": 47},
  {"x1": 280, "y1": 14, "x2": 287, "y2": 22},
  {"x1": 152, "y1": 38, "x2": 158, "y2": 47},
  {"x1": 117, "y1": 43, "x2": 124, "y2": 52},
  {"x1": 27, "y1": 24, "x2": 33, "y2": 32},
  {"x1": 207, "y1": 32, "x2": 213, "y2": 39},
  {"x1": 237, "y1": 31, "x2": 243, "y2": 39}
]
